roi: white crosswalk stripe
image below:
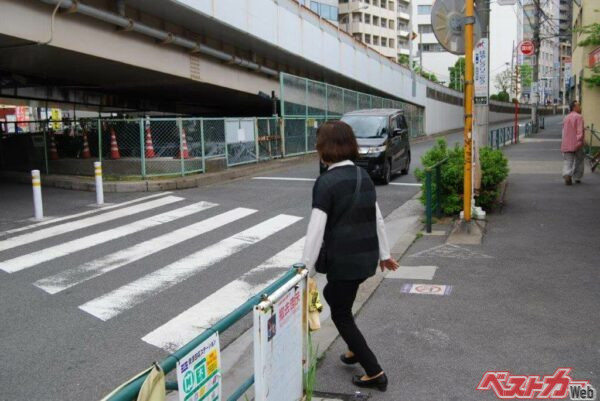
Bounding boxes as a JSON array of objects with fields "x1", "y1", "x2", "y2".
[
  {"x1": 0, "y1": 201, "x2": 217, "y2": 273},
  {"x1": 0, "y1": 195, "x2": 183, "y2": 252},
  {"x1": 79, "y1": 214, "x2": 303, "y2": 321},
  {"x1": 142, "y1": 237, "x2": 305, "y2": 351},
  {"x1": 4, "y1": 192, "x2": 172, "y2": 235},
  {"x1": 34, "y1": 207, "x2": 257, "y2": 294}
]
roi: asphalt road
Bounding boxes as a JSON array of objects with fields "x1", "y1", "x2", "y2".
[{"x1": 0, "y1": 124, "x2": 506, "y2": 401}]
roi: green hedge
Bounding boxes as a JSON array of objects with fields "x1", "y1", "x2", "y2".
[{"x1": 415, "y1": 138, "x2": 509, "y2": 214}]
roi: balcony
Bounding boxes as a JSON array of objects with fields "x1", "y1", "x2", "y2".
[{"x1": 398, "y1": 11, "x2": 410, "y2": 20}]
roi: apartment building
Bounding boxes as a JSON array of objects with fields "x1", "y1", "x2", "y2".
[
  {"x1": 396, "y1": 0, "x2": 411, "y2": 59},
  {"x1": 571, "y1": 0, "x2": 600, "y2": 130},
  {"x1": 412, "y1": 0, "x2": 458, "y2": 83},
  {"x1": 338, "y1": 0, "x2": 400, "y2": 60},
  {"x1": 517, "y1": 0, "x2": 560, "y2": 104},
  {"x1": 558, "y1": 0, "x2": 572, "y2": 103}
]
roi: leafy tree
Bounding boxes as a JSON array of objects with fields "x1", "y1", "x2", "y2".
[
  {"x1": 577, "y1": 20, "x2": 600, "y2": 87},
  {"x1": 490, "y1": 91, "x2": 509, "y2": 102},
  {"x1": 520, "y1": 64, "x2": 533, "y2": 89},
  {"x1": 448, "y1": 57, "x2": 465, "y2": 91},
  {"x1": 398, "y1": 54, "x2": 410, "y2": 66},
  {"x1": 413, "y1": 65, "x2": 438, "y2": 82},
  {"x1": 494, "y1": 68, "x2": 512, "y2": 93}
]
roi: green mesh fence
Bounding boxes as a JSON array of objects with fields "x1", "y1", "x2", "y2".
[
  {"x1": 1, "y1": 115, "x2": 313, "y2": 179},
  {"x1": 280, "y1": 72, "x2": 425, "y2": 141}
]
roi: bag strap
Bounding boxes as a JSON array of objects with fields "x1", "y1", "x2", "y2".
[{"x1": 328, "y1": 166, "x2": 362, "y2": 230}]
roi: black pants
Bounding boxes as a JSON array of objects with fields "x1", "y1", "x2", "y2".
[{"x1": 323, "y1": 279, "x2": 382, "y2": 377}]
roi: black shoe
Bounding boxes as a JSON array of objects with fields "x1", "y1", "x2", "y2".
[
  {"x1": 352, "y1": 373, "x2": 388, "y2": 392},
  {"x1": 340, "y1": 353, "x2": 359, "y2": 365}
]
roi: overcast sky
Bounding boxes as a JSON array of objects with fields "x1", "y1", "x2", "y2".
[{"x1": 489, "y1": 2, "x2": 519, "y2": 92}]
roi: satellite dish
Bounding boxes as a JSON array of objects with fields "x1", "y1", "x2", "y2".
[{"x1": 431, "y1": 0, "x2": 482, "y2": 55}]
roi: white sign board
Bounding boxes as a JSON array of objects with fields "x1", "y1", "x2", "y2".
[
  {"x1": 253, "y1": 281, "x2": 305, "y2": 401},
  {"x1": 474, "y1": 38, "x2": 489, "y2": 105},
  {"x1": 176, "y1": 332, "x2": 221, "y2": 401},
  {"x1": 497, "y1": 0, "x2": 516, "y2": 4},
  {"x1": 225, "y1": 119, "x2": 255, "y2": 143}
]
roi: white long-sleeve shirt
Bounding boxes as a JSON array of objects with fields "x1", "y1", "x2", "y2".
[{"x1": 301, "y1": 160, "x2": 391, "y2": 270}]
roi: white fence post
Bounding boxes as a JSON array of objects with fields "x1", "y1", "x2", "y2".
[
  {"x1": 31, "y1": 170, "x2": 43, "y2": 220},
  {"x1": 94, "y1": 161, "x2": 104, "y2": 205}
]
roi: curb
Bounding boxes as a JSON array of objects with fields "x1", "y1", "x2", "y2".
[{"x1": 0, "y1": 153, "x2": 318, "y2": 192}]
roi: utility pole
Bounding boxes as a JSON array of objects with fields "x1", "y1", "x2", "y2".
[
  {"x1": 474, "y1": 0, "x2": 490, "y2": 149},
  {"x1": 409, "y1": 0, "x2": 416, "y2": 97},
  {"x1": 463, "y1": 0, "x2": 475, "y2": 222},
  {"x1": 531, "y1": 0, "x2": 541, "y2": 132}
]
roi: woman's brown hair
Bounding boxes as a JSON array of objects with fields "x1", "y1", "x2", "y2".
[{"x1": 316, "y1": 121, "x2": 359, "y2": 164}]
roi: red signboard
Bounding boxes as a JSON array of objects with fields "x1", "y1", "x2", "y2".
[
  {"x1": 519, "y1": 40, "x2": 535, "y2": 56},
  {"x1": 589, "y1": 47, "x2": 600, "y2": 67}
]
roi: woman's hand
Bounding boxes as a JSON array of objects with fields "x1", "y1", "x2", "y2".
[{"x1": 379, "y1": 258, "x2": 399, "y2": 272}]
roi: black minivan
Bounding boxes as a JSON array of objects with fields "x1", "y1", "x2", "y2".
[{"x1": 319, "y1": 109, "x2": 411, "y2": 184}]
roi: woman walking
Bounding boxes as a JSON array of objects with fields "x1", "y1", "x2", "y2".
[{"x1": 302, "y1": 121, "x2": 399, "y2": 391}]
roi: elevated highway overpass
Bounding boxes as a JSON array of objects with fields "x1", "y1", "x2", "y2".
[{"x1": 1, "y1": 0, "x2": 529, "y2": 133}]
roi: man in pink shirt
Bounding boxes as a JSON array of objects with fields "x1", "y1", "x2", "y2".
[{"x1": 561, "y1": 100, "x2": 585, "y2": 185}]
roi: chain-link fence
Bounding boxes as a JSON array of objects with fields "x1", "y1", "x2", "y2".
[
  {"x1": 280, "y1": 73, "x2": 425, "y2": 138},
  {"x1": 1, "y1": 117, "x2": 287, "y2": 179}
]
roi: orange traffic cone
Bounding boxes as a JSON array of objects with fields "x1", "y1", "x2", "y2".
[
  {"x1": 144, "y1": 122, "x2": 155, "y2": 158},
  {"x1": 81, "y1": 131, "x2": 91, "y2": 159},
  {"x1": 49, "y1": 134, "x2": 59, "y2": 160},
  {"x1": 174, "y1": 128, "x2": 190, "y2": 159},
  {"x1": 109, "y1": 127, "x2": 121, "y2": 160}
]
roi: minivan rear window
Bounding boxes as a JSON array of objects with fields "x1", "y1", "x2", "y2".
[{"x1": 341, "y1": 115, "x2": 387, "y2": 138}]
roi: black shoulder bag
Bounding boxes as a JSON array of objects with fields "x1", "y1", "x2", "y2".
[{"x1": 315, "y1": 167, "x2": 362, "y2": 274}]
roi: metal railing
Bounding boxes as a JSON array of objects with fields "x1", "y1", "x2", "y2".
[
  {"x1": 489, "y1": 121, "x2": 535, "y2": 149},
  {"x1": 489, "y1": 126, "x2": 517, "y2": 149},
  {"x1": 104, "y1": 265, "x2": 305, "y2": 401},
  {"x1": 585, "y1": 124, "x2": 600, "y2": 173},
  {"x1": 424, "y1": 157, "x2": 448, "y2": 233}
]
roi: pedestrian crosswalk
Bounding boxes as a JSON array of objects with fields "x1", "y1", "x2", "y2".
[{"x1": 0, "y1": 193, "x2": 306, "y2": 352}]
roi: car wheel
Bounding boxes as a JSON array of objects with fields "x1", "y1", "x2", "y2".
[
  {"x1": 381, "y1": 160, "x2": 392, "y2": 185},
  {"x1": 401, "y1": 154, "x2": 411, "y2": 175}
]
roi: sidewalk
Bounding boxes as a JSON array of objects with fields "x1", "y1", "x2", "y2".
[{"x1": 314, "y1": 116, "x2": 600, "y2": 400}]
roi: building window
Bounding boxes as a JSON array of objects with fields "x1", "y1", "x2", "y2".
[
  {"x1": 418, "y1": 5, "x2": 432, "y2": 15},
  {"x1": 308, "y1": 1, "x2": 339, "y2": 21},
  {"x1": 364, "y1": 34, "x2": 371, "y2": 44},
  {"x1": 365, "y1": 13, "x2": 371, "y2": 24},
  {"x1": 419, "y1": 43, "x2": 444, "y2": 52},
  {"x1": 381, "y1": 18, "x2": 387, "y2": 28},
  {"x1": 373, "y1": 16, "x2": 380, "y2": 25},
  {"x1": 382, "y1": 37, "x2": 388, "y2": 47},
  {"x1": 354, "y1": 33, "x2": 363, "y2": 41},
  {"x1": 374, "y1": 36, "x2": 380, "y2": 45},
  {"x1": 389, "y1": 20, "x2": 394, "y2": 29},
  {"x1": 389, "y1": 38, "x2": 395, "y2": 48},
  {"x1": 419, "y1": 24, "x2": 433, "y2": 34},
  {"x1": 389, "y1": 1, "x2": 394, "y2": 11}
]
